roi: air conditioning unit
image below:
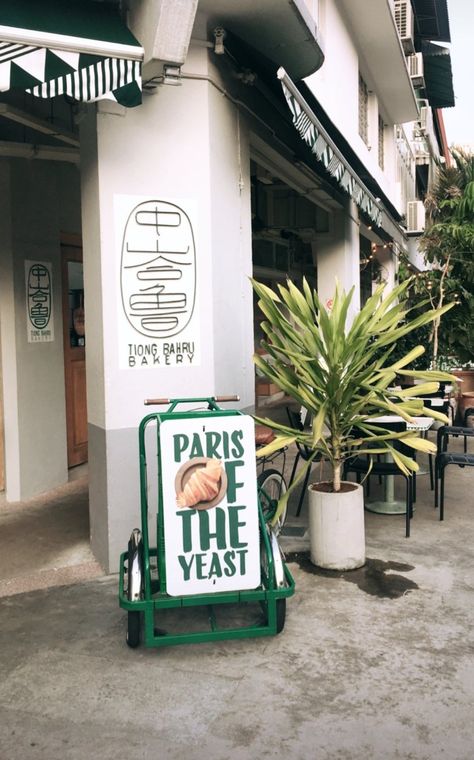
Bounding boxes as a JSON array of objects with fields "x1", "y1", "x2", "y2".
[
  {"x1": 419, "y1": 105, "x2": 429, "y2": 134},
  {"x1": 394, "y1": 0, "x2": 415, "y2": 55},
  {"x1": 407, "y1": 200, "x2": 426, "y2": 234},
  {"x1": 408, "y1": 53, "x2": 425, "y2": 88}
]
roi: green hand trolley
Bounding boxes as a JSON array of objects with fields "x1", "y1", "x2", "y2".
[{"x1": 119, "y1": 396, "x2": 295, "y2": 649}]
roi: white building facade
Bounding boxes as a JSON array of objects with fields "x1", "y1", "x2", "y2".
[{"x1": 0, "y1": 0, "x2": 454, "y2": 570}]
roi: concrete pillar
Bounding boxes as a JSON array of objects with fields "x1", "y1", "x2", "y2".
[
  {"x1": 377, "y1": 247, "x2": 397, "y2": 294},
  {"x1": 80, "y1": 45, "x2": 254, "y2": 571},
  {"x1": 315, "y1": 199, "x2": 361, "y2": 318},
  {"x1": 0, "y1": 162, "x2": 20, "y2": 498},
  {"x1": 0, "y1": 160, "x2": 68, "y2": 501}
]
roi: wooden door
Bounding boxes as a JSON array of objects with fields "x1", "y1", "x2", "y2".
[
  {"x1": 0, "y1": 352, "x2": 4, "y2": 491},
  {"x1": 62, "y1": 243, "x2": 88, "y2": 467}
]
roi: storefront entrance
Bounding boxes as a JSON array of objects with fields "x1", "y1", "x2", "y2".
[
  {"x1": 61, "y1": 239, "x2": 88, "y2": 468},
  {"x1": 250, "y1": 158, "x2": 326, "y2": 406},
  {"x1": 0, "y1": 354, "x2": 4, "y2": 492}
]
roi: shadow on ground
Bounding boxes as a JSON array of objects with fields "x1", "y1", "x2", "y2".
[{"x1": 288, "y1": 553, "x2": 418, "y2": 599}]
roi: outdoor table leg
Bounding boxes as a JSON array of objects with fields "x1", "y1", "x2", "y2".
[{"x1": 365, "y1": 454, "x2": 407, "y2": 515}]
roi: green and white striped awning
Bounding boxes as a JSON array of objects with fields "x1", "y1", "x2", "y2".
[
  {"x1": 0, "y1": 0, "x2": 144, "y2": 108},
  {"x1": 278, "y1": 67, "x2": 383, "y2": 227}
]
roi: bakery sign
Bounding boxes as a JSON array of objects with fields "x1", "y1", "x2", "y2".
[
  {"x1": 114, "y1": 194, "x2": 199, "y2": 369},
  {"x1": 159, "y1": 414, "x2": 260, "y2": 596},
  {"x1": 25, "y1": 260, "x2": 54, "y2": 343}
]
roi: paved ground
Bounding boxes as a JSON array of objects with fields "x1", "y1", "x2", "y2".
[
  {"x1": 0, "y1": 465, "x2": 101, "y2": 598},
  {"x1": 1, "y1": 437, "x2": 474, "y2": 759}
]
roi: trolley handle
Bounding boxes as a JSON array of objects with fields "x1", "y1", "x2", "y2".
[{"x1": 143, "y1": 395, "x2": 240, "y2": 408}]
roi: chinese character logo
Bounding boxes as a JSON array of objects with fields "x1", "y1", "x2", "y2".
[
  {"x1": 120, "y1": 200, "x2": 196, "y2": 338},
  {"x1": 27, "y1": 263, "x2": 51, "y2": 329}
]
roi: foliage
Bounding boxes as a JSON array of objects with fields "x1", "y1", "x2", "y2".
[
  {"x1": 252, "y1": 278, "x2": 455, "y2": 517},
  {"x1": 418, "y1": 148, "x2": 474, "y2": 365}
]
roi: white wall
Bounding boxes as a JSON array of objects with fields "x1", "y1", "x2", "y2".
[
  {"x1": 0, "y1": 159, "x2": 81, "y2": 500},
  {"x1": 81, "y1": 45, "x2": 254, "y2": 435},
  {"x1": 305, "y1": 0, "x2": 402, "y2": 213},
  {"x1": 80, "y1": 42, "x2": 255, "y2": 569},
  {"x1": 315, "y1": 201, "x2": 361, "y2": 318},
  {"x1": 0, "y1": 162, "x2": 20, "y2": 497},
  {"x1": 208, "y1": 94, "x2": 254, "y2": 399}
]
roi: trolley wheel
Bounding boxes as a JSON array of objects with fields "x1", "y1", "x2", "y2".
[
  {"x1": 257, "y1": 468, "x2": 287, "y2": 533},
  {"x1": 276, "y1": 598, "x2": 286, "y2": 634},
  {"x1": 127, "y1": 611, "x2": 141, "y2": 648},
  {"x1": 264, "y1": 598, "x2": 286, "y2": 634},
  {"x1": 126, "y1": 530, "x2": 143, "y2": 648}
]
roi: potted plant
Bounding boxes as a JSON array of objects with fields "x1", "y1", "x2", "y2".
[{"x1": 252, "y1": 277, "x2": 456, "y2": 570}]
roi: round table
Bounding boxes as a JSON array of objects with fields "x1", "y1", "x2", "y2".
[{"x1": 364, "y1": 416, "x2": 434, "y2": 515}]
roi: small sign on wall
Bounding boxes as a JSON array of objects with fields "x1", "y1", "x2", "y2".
[
  {"x1": 159, "y1": 415, "x2": 260, "y2": 596},
  {"x1": 114, "y1": 195, "x2": 200, "y2": 369},
  {"x1": 25, "y1": 260, "x2": 54, "y2": 343}
]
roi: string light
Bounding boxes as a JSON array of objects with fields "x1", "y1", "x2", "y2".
[{"x1": 370, "y1": 241, "x2": 394, "y2": 251}]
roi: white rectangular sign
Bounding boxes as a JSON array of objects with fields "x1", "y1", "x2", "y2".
[
  {"x1": 114, "y1": 194, "x2": 200, "y2": 369},
  {"x1": 25, "y1": 260, "x2": 54, "y2": 343},
  {"x1": 159, "y1": 414, "x2": 260, "y2": 596}
]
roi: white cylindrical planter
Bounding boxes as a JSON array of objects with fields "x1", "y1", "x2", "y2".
[{"x1": 308, "y1": 482, "x2": 365, "y2": 570}]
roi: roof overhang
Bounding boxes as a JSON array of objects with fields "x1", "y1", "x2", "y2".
[
  {"x1": 278, "y1": 68, "x2": 383, "y2": 226},
  {"x1": 197, "y1": 0, "x2": 324, "y2": 80},
  {"x1": 421, "y1": 41, "x2": 455, "y2": 109},
  {"x1": 0, "y1": 0, "x2": 144, "y2": 107},
  {"x1": 338, "y1": 0, "x2": 419, "y2": 124},
  {"x1": 278, "y1": 68, "x2": 409, "y2": 248},
  {"x1": 412, "y1": 0, "x2": 451, "y2": 42}
]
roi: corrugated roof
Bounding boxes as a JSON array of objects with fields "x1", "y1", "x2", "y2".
[
  {"x1": 412, "y1": 0, "x2": 451, "y2": 43},
  {"x1": 421, "y1": 41, "x2": 455, "y2": 108}
]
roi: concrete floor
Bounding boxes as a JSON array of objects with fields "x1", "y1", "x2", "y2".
[
  {"x1": 1, "y1": 433, "x2": 474, "y2": 759},
  {"x1": 0, "y1": 464, "x2": 102, "y2": 598}
]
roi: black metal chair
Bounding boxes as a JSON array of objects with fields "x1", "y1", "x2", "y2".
[
  {"x1": 421, "y1": 398, "x2": 451, "y2": 489},
  {"x1": 344, "y1": 420, "x2": 415, "y2": 537},
  {"x1": 286, "y1": 407, "x2": 322, "y2": 517},
  {"x1": 463, "y1": 407, "x2": 474, "y2": 451},
  {"x1": 434, "y1": 425, "x2": 474, "y2": 519},
  {"x1": 430, "y1": 407, "x2": 473, "y2": 489}
]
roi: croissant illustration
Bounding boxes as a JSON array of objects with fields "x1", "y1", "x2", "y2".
[{"x1": 176, "y1": 458, "x2": 223, "y2": 508}]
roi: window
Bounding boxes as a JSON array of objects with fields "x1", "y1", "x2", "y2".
[
  {"x1": 378, "y1": 114, "x2": 384, "y2": 170},
  {"x1": 358, "y1": 73, "x2": 369, "y2": 144}
]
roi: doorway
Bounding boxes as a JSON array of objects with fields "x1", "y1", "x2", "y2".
[
  {"x1": 0, "y1": 346, "x2": 4, "y2": 492},
  {"x1": 61, "y1": 241, "x2": 88, "y2": 468}
]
